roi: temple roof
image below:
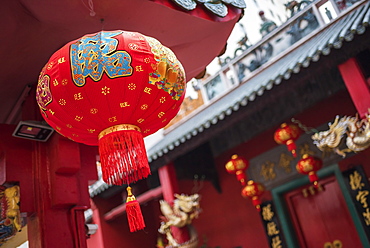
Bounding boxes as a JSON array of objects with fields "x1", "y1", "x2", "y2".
[
  {"x1": 147, "y1": 1, "x2": 370, "y2": 163},
  {"x1": 89, "y1": 1, "x2": 370, "y2": 196},
  {"x1": 168, "y1": 0, "x2": 246, "y2": 17}
]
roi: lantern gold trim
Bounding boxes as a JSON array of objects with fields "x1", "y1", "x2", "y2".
[{"x1": 98, "y1": 124, "x2": 141, "y2": 139}]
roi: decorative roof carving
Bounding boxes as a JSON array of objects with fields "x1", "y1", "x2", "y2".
[{"x1": 171, "y1": 0, "x2": 246, "y2": 17}]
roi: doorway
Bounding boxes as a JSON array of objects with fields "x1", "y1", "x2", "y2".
[{"x1": 272, "y1": 164, "x2": 370, "y2": 248}]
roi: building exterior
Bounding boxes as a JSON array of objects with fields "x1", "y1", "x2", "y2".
[
  {"x1": 1, "y1": 0, "x2": 370, "y2": 247},
  {"x1": 88, "y1": 0, "x2": 370, "y2": 247},
  {"x1": 0, "y1": 1, "x2": 244, "y2": 247}
]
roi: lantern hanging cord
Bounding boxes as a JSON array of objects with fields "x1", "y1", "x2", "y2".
[
  {"x1": 191, "y1": 174, "x2": 205, "y2": 194},
  {"x1": 100, "y1": 18, "x2": 105, "y2": 30},
  {"x1": 291, "y1": 118, "x2": 319, "y2": 134},
  {"x1": 81, "y1": 0, "x2": 96, "y2": 16}
]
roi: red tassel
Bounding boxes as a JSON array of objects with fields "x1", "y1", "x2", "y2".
[
  {"x1": 308, "y1": 172, "x2": 319, "y2": 183},
  {"x1": 236, "y1": 170, "x2": 247, "y2": 186},
  {"x1": 98, "y1": 124, "x2": 151, "y2": 185},
  {"x1": 309, "y1": 172, "x2": 320, "y2": 188},
  {"x1": 252, "y1": 196, "x2": 262, "y2": 212},
  {"x1": 286, "y1": 140, "x2": 297, "y2": 157},
  {"x1": 126, "y1": 187, "x2": 145, "y2": 232}
]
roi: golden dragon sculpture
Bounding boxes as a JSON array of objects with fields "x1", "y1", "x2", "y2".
[
  {"x1": 311, "y1": 113, "x2": 370, "y2": 157},
  {"x1": 0, "y1": 185, "x2": 22, "y2": 246},
  {"x1": 158, "y1": 193, "x2": 201, "y2": 248}
]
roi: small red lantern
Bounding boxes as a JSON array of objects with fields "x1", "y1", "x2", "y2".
[
  {"x1": 241, "y1": 180, "x2": 265, "y2": 211},
  {"x1": 274, "y1": 123, "x2": 301, "y2": 157},
  {"x1": 296, "y1": 154, "x2": 323, "y2": 188},
  {"x1": 225, "y1": 154, "x2": 249, "y2": 185},
  {"x1": 36, "y1": 30, "x2": 186, "y2": 232}
]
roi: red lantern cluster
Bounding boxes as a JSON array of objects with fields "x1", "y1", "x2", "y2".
[
  {"x1": 36, "y1": 30, "x2": 186, "y2": 186},
  {"x1": 241, "y1": 180, "x2": 265, "y2": 211},
  {"x1": 274, "y1": 123, "x2": 301, "y2": 157},
  {"x1": 225, "y1": 155, "x2": 265, "y2": 210},
  {"x1": 296, "y1": 154, "x2": 323, "y2": 188},
  {"x1": 225, "y1": 154, "x2": 249, "y2": 185}
]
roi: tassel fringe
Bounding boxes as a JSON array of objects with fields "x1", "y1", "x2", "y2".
[
  {"x1": 126, "y1": 187, "x2": 145, "y2": 232},
  {"x1": 99, "y1": 128, "x2": 150, "y2": 185}
]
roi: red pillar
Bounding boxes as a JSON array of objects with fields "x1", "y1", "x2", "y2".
[
  {"x1": 158, "y1": 163, "x2": 190, "y2": 244},
  {"x1": 338, "y1": 57, "x2": 370, "y2": 118},
  {"x1": 27, "y1": 135, "x2": 98, "y2": 248},
  {"x1": 86, "y1": 200, "x2": 105, "y2": 248},
  {"x1": 0, "y1": 123, "x2": 98, "y2": 248},
  {"x1": 0, "y1": 84, "x2": 98, "y2": 247}
]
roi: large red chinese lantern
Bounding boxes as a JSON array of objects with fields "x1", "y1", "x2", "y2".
[
  {"x1": 36, "y1": 30, "x2": 186, "y2": 231},
  {"x1": 296, "y1": 154, "x2": 323, "y2": 188},
  {"x1": 225, "y1": 154, "x2": 249, "y2": 185},
  {"x1": 274, "y1": 123, "x2": 301, "y2": 157},
  {"x1": 241, "y1": 180, "x2": 265, "y2": 211}
]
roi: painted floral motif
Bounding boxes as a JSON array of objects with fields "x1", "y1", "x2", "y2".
[
  {"x1": 36, "y1": 70, "x2": 52, "y2": 111},
  {"x1": 145, "y1": 36, "x2": 186, "y2": 101}
]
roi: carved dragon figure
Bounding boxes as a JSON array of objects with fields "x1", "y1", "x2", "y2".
[
  {"x1": 0, "y1": 185, "x2": 22, "y2": 246},
  {"x1": 311, "y1": 114, "x2": 370, "y2": 157},
  {"x1": 158, "y1": 193, "x2": 201, "y2": 248}
]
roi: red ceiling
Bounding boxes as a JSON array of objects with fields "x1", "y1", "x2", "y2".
[{"x1": 0, "y1": 0, "x2": 241, "y2": 124}]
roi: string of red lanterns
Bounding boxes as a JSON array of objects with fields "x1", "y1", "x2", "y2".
[{"x1": 225, "y1": 155, "x2": 265, "y2": 211}]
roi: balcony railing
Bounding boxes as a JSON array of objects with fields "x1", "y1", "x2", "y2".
[{"x1": 164, "y1": 0, "x2": 364, "y2": 133}]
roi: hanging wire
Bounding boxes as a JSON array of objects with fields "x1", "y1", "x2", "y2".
[
  {"x1": 81, "y1": 0, "x2": 96, "y2": 16},
  {"x1": 291, "y1": 118, "x2": 319, "y2": 134},
  {"x1": 191, "y1": 174, "x2": 205, "y2": 194},
  {"x1": 100, "y1": 18, "x2": 105, "y2": 30}
]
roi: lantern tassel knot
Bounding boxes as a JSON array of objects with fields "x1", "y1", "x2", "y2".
[
  {"x1": 286, "y1": 140, "x2": 297, "y2": 157},
  {"x1": 309, "y1": 171, "x2": 320, "y2": 189},
  {"x1": 126, "y1": 186, "x2": 145, "y2": 232},
  {"x1": 252, "y1": 196, "x2": 262, "y2": 212}
]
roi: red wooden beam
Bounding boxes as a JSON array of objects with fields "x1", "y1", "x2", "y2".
[
  {"x1": 158, "y1": 162, "x2": 179, "y2": 203},
  {"x1": 104, "y1": 186, "x2": 163, "y2": 221},
  {"x1": 158, "y1": 163, "x2": 190, "y2": 244},
  {"x1": 338, "y1": 57, "x2": 370, "y2": 118}
]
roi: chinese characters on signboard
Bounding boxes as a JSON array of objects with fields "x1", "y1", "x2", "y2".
[
  {"x1": 343, "y1": 165, "x2": 370, "y2": 240},
  {"x1": 249, "y1": 140, "x2": 321, "y2": 190},
  {"x1": 260, "y1": 201, "x2": 286, "y2": 248}
]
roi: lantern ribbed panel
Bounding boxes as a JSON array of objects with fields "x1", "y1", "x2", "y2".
[{"x1": 36, "y1": 30, "x2": 186, "y2": 185}]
